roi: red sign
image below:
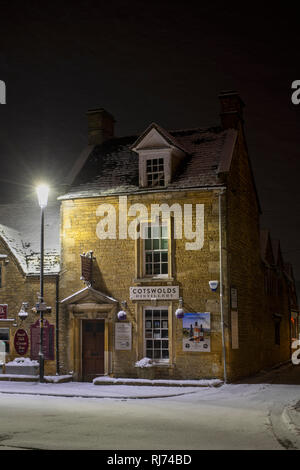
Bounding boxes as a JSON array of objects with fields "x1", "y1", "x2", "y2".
[
  {"x1": 14, "y1": 329, "x2": 29, "y2": 355},
  {"x1": 0, "y1": 304, "x2": 8, "y2": 319},
  {"x1": 30, "y1": 319, "x2": 54, "y2": 361}
]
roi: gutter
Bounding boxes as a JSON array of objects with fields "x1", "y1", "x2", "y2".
[
  {"x1": 57, "y1": 185, "x2": 227, "y2": 201},
  {"x1": 218, "y1": 189, "x2": 227, "y2": 383},
  {"x1": 55, "y1": 274, "x2": 60, "y2": 375}
]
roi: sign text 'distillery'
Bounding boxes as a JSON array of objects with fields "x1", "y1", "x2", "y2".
[{"x1": 130, "y1": 286, "x2": 179, "y2": 300}]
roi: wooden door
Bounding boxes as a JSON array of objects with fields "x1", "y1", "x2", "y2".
[{"x1": 82, "y1": 320, "x2": 105, "y2": 381}]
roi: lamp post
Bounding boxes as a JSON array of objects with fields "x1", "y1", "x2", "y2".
[{"x1": 36, "y1": 184, "x2": 49, "y2": 383}]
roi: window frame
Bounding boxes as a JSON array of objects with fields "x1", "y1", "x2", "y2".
[
  {"x1": 145, "y1": 157, "x2": 165, "y2": 188},
  {"x1": 0, "y1": 327, "x2": 10, "y2": 354},
  {"x1": 143, "y1": 220, "x2": 169, "y2": 278},
  {"x1": 134, "y1": 217, "x2": 174, "y2": 282},
  {"x1": 143, "y1": 306, "x2": 170, "y2": 364}
]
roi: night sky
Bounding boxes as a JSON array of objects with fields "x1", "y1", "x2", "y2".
[{"x1": 0, "y1": 1, "x2": 299, "y2": 284}]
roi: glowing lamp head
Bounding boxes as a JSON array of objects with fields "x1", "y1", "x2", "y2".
[
  {"x1": 117, "y1": 310, "x2": 127, "y2": 321},
  {"x1": 175, "y1": 308, "x2": 184, "y2": 319},
  {"x1": 36, "y1": 184, "x2": 49, "y2": 208}
]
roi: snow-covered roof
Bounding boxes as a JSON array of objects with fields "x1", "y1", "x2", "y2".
[{"x1": 0, "y1": 202, "x2": 60, "y2": 275}]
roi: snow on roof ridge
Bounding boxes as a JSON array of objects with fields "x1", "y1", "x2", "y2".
[{"x1": 0, "y1": 223, "x2": 60, "y2": 275}]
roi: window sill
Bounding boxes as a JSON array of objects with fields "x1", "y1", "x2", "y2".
[
  {"x1": 133, "y1": 277, "x2": 174, "y2": 284},
  {"x1": 150, "y1": 362, "x2": 174, "y2": 368}
]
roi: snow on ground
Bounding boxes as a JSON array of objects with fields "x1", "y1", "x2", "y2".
[
  {"x1": 93, "y1": 376, "x2": 222, "y2": 387},
  {"x1": 0, "y1": 380, "x2": 298, "y2": 450},
  {"x1": 0, "y1": 363, "x2": 298, "y2": 449},
  {"x1": 0, "y1": 380, "x2": 202, "y2": 398}
]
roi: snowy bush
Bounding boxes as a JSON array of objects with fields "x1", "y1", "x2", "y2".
[
  {"x1": 6, "y1": 357, "x2": 39, "y2": 367},
  {"x1": 135, "y1": 357, "x2": 153, "y2": 368}
]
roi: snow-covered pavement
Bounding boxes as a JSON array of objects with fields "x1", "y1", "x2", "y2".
[
  {"x1": 0, "y1": 379, "x2": 203, "y2": 399},
  {"x1": 0, "y1": 363, "x2": 298, "y2": 450}
]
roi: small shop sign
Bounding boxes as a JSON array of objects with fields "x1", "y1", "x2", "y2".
[
  {"x1": 30, "y1": 319, "x2": 54, "y2": 360},
  {"x1": 0, "y1": 304, "x2": 8, "y2": 319},
  {"x1": 230, "y1": 287, "x2": 238, "y2": 310},
  {"x1": 115, "y1": 322, "x2": 132, "y2": 350},
  {"x1": 80, "y1": 252, "x2": 93, "y2": 284},
  {"x1": 14, "y1": 329, "x2": 29, "y2": 356},
  {"x1": 130, "y1": 286, "x2": 179, "y2": 300}
]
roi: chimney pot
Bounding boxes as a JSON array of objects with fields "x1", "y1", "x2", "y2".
[
  {"x1": 86, "y1": 108, "x2": 115, "y2": 145},
  {"x1": 219, "y1": 91, "x2": 245, "y2": 130}
]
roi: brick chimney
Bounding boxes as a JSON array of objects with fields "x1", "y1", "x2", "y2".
[
  {"x1": 86, "y1": 108, "x2": 115, "y2": 145},
  {"x1": 219, "y1": 91, "x2": 245, "y2": 130}
]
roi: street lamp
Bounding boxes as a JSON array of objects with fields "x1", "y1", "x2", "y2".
[{"x1": 36, "y1": 184, "x2": 49, "y2": 383}]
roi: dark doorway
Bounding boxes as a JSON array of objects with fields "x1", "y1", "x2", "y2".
[{"x1": 82, "y1": 320, "x2": 105, "y2": 381}]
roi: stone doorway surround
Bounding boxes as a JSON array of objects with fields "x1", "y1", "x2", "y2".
[{"x1": 61, "y1": 286, "x2": 118, "y2": 381}]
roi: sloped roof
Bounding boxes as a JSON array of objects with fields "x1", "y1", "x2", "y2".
[
  {"x1": 0, "y1": 202, "x2": 60, "y2": 275},
  {"x1": 59, "y1": 126, "x2": 237, "y2": 200},
  {"x1": 271, "y1": 239, "x2": 284, "y2": 269},
  {"x1": 260, "y1": 229, "x2": 275, "y2": 266},
  {"x1": 131, "y1": 122, "x2": 190, "y2": 154}
]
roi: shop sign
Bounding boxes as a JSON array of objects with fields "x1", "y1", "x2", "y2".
[
  {"x1": 115, "y1": 322, "x2": 132, "y2": 350},
  {"x1": 0, "y1": 304, "x2": 8, "y2": 319},
  {"x1": 130, "y1": 286, "x2": 179, "y2": 300},
  {"x1": 14, "y1": 329, "x2": 29, "y2": 355},
  {"x1": 182, "y1": 312, "x2": 211, "y2": 352},
  {"x1": 230, "y1": 287, "x2": 238, "y2": 310},
  {"x1": 30, "y1": 319, "x2": 54, "y2": 361},
  {"x1": 231, "y1": 311, "x2": 239, "y2": 349},
  {"x1": 80, "y1": 252, "x2": 93, "y2": 284}
]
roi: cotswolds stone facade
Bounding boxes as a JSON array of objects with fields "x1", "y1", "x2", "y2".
[{"x1": 56, "y1": 92, "x2": 298, "y2": 382}]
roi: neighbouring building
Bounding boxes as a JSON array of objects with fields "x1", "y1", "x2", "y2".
[
  {"x1": 56, "y1": 91, "x2": 298, "y2": 382},
  {"x1": 0, "y1": 201, "x2": 60, "y2": 375}
]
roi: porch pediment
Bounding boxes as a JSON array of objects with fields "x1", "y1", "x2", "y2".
[{"x1": 61, "y1": 286, "x2": 118, "y2": 318}]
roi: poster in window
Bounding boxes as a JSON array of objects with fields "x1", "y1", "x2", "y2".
[{"x1": 182, "y1": 312, "x2": 211, "y2": 352}]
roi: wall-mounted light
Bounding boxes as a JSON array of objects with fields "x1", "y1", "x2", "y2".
[
  {"x1": 117, "y1": 301, "x2": 127, "y2": 321},
  {"x1": 18, "y1": 302, "x2": 29, "y2": 321},
  {"x1": 175, "y1": 297, "x2": 184, "y2": 319}
]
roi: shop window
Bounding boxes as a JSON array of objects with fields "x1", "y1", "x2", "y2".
[
  {"x1": 0, "y1": 328, "x2": 9, "y2": 353},
  {"x1": 143, "y1": 222, "x2": 169, "y2": 277},
  {"x1": 144, "y1": 308, "x2": 169, "y2": 361}
]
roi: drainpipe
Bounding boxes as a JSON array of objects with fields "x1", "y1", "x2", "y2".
[
  {"x1": 219, "y1": 189, "x2": 227, "y2": 383},
  {"x1": 55, "y1": 274, "x2": 60, "y2": 375}
]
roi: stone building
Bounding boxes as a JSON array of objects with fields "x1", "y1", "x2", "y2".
[
  {"x1": 0, "y1": 92, "x2": 297, "y2": 382},
  {"x1": 0, "y1": 201, "x2": 60, "y2": 375},
  {"x1": 56, "y1": 91, "x2": 298, "y2": 382}
]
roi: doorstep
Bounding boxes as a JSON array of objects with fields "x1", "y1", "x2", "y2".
[
  {"x1": 93, "y1": 377, "x2": 223, "y2": 387},
  {"x1": 0, "y1": 374, "x2": 73, "y2": 383},
  {"x1": 0, "y1": 374, "x2": 39, "y2": 382}
]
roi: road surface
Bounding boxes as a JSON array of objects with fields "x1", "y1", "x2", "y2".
[{"x1": 0, "y1": 363, "x2": 299, "y2": 450}]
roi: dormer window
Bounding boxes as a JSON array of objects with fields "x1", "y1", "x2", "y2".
[
  {"x1": 131, "y1": 123, "x2": 187, "y2": 189},
  {"x1": 146, "y1": 158, "x2": 165, "y2": 187}
]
